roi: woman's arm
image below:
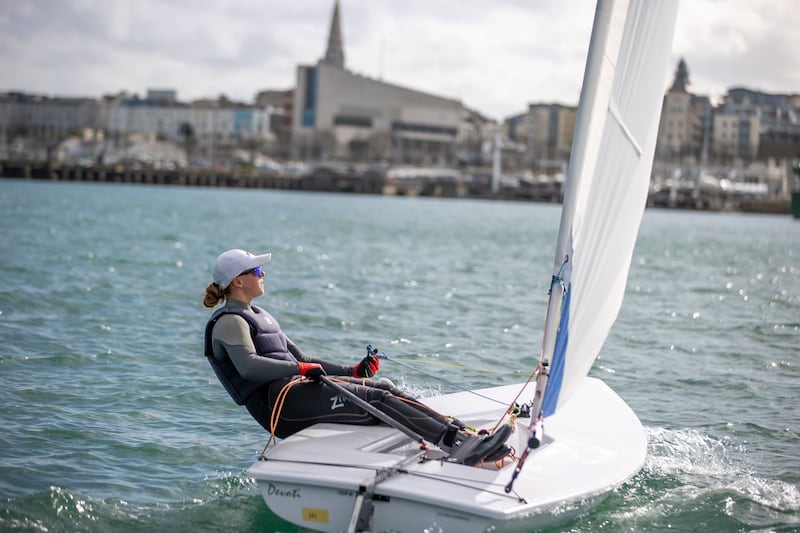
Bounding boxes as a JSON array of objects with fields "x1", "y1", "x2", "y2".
[{"x1": 213, "y1": 314, "x2": 298, "y2": 382}]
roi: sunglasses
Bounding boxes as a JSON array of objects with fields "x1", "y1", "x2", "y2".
[{"x1": 239, "y1": 266, "x2": 264, "y2": 278}]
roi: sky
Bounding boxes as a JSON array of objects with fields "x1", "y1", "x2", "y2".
[{"x1": 1, "y1": 0, "x2": 798, "y2": 121}]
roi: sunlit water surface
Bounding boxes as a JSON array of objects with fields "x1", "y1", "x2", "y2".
[{"x1": 1, "y1": 180, "x2": 797, "y2": 532}]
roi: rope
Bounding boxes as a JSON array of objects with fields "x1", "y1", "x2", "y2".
[
  {"x1": 260, "y1": 376, "x2": 305, "y2": 457},
  {"x1": 372, "y1": 347, "x2": 539, "y2": 433},
  {"x1": 488, "y1": 369, "x2": 538, "y2": 433},
  {"x1": 263, "y1": 455, "x2": 524, "y2": 502},
  {"x1": 258, "y1": 349, "x2": 538, "y2": 469},
  {"x1": 377, "y1": 352, "x2": 525, "y2": 407},
  {"x1": 390, "y1": 357, "x2": 525, "y2": 375}
]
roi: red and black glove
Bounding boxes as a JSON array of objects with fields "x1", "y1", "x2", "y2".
[
  {"x1": 353, "y1": 354, "x2": 380, "y2": 378},
  {"x1": 297, "y1": 362, "x2": 326, "y2": 381}
]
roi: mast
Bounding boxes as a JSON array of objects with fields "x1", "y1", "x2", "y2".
[
  {"x1": 531, "y1": 0, "x2": 623, "y2": 427},
  {"x1": 492, "y1": 130, "x2": 501, "y2": 194},
  {"x1": 511, "y1": 1, "x2": 680, "y2": 490}
]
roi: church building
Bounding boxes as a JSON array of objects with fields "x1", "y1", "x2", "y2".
[{"x1": 291, "y1": 1, "x2": 465, "y2": 165}]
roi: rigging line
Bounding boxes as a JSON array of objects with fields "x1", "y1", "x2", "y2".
[
  {"x1": 390, "y1": 467, "x2": 525, "y2": 503},
  {"x1": 261, "y1": 456, "x2": 525, "y2": 502},
  {"x1": 505, "y1": 256, "x2": 570, "y2": 492},
  {"x1": 369, "y1": 346, "x2": 537, "y2": 437},
  {"x1": 390, "y1": 357, "x2": 526, "y2": 375},
  {"x1": 488, "y1": 370, "x2": 538, "y2": 433},
  {"x1": 550, "y1": 255, "x2": 569, "y2": 292},
  {"x1": 377, "y1": 352, "x2": 518, "y2": 407}
]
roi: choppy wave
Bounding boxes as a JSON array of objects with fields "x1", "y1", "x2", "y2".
[
  {"x1": 638, "y1": 427, "x2": 800, "y2": 531},
  {"x1": 1, "y1": 181, "x2": 798, "y2": 532},
  {"x1": 0, "y1": 477, "x2": 301, "y2": 533}
]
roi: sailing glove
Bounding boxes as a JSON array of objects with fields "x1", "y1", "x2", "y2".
[
  {"x1": 353, "y1": 354, "x2": 380, "y2": 378},
  {"x1": 297, "y1": 362, "x2": 326, "y2": 381}
]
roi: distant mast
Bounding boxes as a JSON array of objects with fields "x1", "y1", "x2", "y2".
[
  {"x1": 322, "y1": 0, "x2": 345, "y2": 68},
  {"x1": 492, "y1": 130, "x2": 501, "y2": 194}
]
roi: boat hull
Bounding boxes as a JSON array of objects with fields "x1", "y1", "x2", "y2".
[{"x1": 248, "y1": 377, "x2": 646, "y2": 532}]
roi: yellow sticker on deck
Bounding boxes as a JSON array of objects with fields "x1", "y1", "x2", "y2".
[{"x1": 302, "y1": 507, "x2": 329, "y2": 523}]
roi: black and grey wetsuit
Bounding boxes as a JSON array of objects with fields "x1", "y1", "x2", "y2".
[{"x1": 205, "y1": 299, "x2": 455, "y2": 441}]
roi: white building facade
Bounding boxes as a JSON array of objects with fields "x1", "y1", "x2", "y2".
[
  {"x1": 107, "y1": 99, "x2": 274, "y2": 147},
  {"x1": 292, "y1": 61, "x2": 463, "y2": 164}
]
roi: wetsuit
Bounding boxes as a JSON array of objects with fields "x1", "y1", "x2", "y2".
[{"x1": 205, "y1": 299, "x2": 458, "y2": 442}]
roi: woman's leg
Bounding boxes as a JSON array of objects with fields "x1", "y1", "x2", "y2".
[
  {"x1": 268, "y1": 377, "x2": 452, "y2": 442},
  {"x1": 257, "y1": 376, "x2": 512, "y2": 466},
  {"x1": 333, "y1": 376, "x2": 464, "y2": 428}
]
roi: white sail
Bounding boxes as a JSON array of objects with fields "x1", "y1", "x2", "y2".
[{"x1": 540, "y1": 0, "x2": 679, "y2": 416}]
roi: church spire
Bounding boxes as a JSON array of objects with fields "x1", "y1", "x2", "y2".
[
  {"x1": 670, "y1": 58, "x2": 690, "y2": 93},
  {"x1": 322, "y1": 0, "x2": 345, "y2": 68}
]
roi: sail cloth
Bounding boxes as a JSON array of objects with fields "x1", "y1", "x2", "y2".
[{"x1": 541, "y1": 0, "x2": 679, "y2": 416}]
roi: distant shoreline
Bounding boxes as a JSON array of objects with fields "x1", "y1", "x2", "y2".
[{"x1": 1, "y1": 159, "x2": 792, "y2": 216}]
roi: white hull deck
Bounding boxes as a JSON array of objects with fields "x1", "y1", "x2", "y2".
[{"x1": 247, "y1": 377, "x2": 646, "y2": 532}]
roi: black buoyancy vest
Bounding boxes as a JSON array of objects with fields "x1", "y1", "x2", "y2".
[{"x1": 204, "y1": 304, "x2": 296, "y2": 405}]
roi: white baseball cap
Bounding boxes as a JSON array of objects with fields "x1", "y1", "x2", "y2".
[{"x1": 212, "y1": 249, "x2": 271, "y2": 289}]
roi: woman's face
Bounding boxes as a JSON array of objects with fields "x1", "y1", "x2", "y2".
[{"x1": 236, "y1": 266, "x2": 265, "y2": 300}]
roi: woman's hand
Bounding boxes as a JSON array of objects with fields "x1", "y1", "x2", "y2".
[
  {"x1": 297, "y1": 362, "x2": 326, "y2": 381},
  {"x1": 353, "y1": 354, "x2": 380, "y2": 378}
]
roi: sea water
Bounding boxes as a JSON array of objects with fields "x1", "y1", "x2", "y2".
[{"x1": 0, "y1": 179, "x2": 797, "y2": 532}]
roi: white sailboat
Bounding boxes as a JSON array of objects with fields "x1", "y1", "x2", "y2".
[{"x1": 248, "y1": 1, "x2": 679, "y2": 531}]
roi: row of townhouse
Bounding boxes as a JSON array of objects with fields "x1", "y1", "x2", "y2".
[
  {"x1": 2, "y1": 56, "x2": 798, "y2": 177},
  {"x1": 656, "y1": 59, "x2": 800, "y2": 165},
  {"x1": 0, "y1": 89, "x2": 280, "y2": 161},
  {"x1": 502, "y1": 59, "x2": 800, "y2": 172}
]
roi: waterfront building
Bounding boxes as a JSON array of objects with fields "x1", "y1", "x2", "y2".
[
  {"x1": 107, "y1": 92, "x2": 276, "y2": 164},
  {"x1": 0, "y1": 92, "x2": 109, "y2": 157},
  {"x1": 712, "y1": 87, "x2": 800, "y2": 163},
  {"x1": 711, "y1": 104, "x2": 760, "y2": 162},
  {"x1": 503, "y1": 103, "x2": 576, "y2": 173},
  {"x1": 656, "y1": 58, "x2": 712, "y2": 165},
  {"x1": 290, "y1": 1, "x2": 467, "y2": 165},
  {"x1": 255, "y1": 89, "x2": 294, "y2": 158},
  {"x1": 656, "y1": 59, "x2": 799, "y2": 167},
  {"x1": 0, "y1": 1, "x2": 795, "y2": 208}
]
